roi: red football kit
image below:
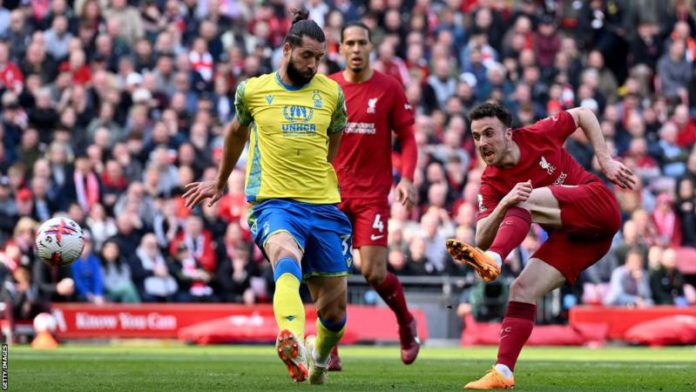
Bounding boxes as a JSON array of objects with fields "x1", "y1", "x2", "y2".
[
  {"x1": 330, "y1": 70, "x2": 416, "y2": 248},
  {"x1": 477, "y1": 111, "x2": 621, "y2": 283}
]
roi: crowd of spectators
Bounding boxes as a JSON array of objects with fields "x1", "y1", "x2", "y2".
[{"x1": 0, "y1": 0, "x2": 695, "y2": 329}]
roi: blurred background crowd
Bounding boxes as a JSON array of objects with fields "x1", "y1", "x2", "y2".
[{"x1": 0, "y1": 0, "x2": 695, "y2": 328}]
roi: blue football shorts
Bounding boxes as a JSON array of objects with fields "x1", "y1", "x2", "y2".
[{"x1": 248, "y1": 199, "x2": 353, "y2": 279}]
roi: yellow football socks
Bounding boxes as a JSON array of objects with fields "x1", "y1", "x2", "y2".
[
  {"x1": 315, "y1": 317, "x2": 346, "y2": 364},
  {"x1": 273, "y1": 272, "x2": 305, "y2": 341}
]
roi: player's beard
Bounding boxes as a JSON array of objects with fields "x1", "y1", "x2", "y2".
[
  {"x1": 348, "y1": 54, "x2": 366, "y2": 74},
  {"x1": 286, "y1": 57, "x2": 315, "y2": 86},
  {"x1": 349, "y1": 65, "x2": 364, "y2": 73}
]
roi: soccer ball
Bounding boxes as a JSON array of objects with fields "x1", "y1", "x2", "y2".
[
  {"x1": 33, "y1": 312, "x2": 58, "y2": 333},
  {"x1": 35, "y1": 217, "x2": 85, "y2": 266}
]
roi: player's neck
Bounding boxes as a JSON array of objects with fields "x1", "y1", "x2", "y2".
[
  {"x1": 343, "y1": 67, "x2": 373, "y2": 83},
  {"x1": 499, "y1": 142, "x2": 521, "y2": 168}
]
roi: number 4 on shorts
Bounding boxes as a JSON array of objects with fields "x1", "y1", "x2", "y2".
[{"x1": 372, "y1": 214, "x2": 384, "y2": 233}]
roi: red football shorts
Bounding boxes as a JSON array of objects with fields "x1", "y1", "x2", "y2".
[
  {"x1": 339, "y1": 198, "x2": 389, "y2": 248},
  {"x1": 533, "y1": 182, "x2": 621, "y2": 284}
]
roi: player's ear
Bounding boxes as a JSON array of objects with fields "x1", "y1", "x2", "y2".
[{"x1": 283, "y1": 42, "x2": 292, "y2": 58}]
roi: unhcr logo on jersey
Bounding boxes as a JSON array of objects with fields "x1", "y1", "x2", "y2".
[
  {"x1": 281, "y1": 105, "x2": 317, "y2": 136},
  {"x1": 282, "y1": 105, "x2": 314, "y2": 122}
]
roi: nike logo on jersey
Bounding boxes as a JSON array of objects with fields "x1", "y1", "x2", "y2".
[
  {"x1": 370, "y1": 234, "x2": 384, "y2": 240},
  {"x1": 266, "y1": 95, "x2": 274, "y2": 104}
]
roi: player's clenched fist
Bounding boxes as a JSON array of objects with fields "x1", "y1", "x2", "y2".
[{"x1": 501, "y1": 180, "x2": 532, "y2": 207}]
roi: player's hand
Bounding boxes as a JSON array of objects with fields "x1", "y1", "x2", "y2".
[
  {"x1": 501, "y1": 180, "x2": 532, "y2": 207},
  {"x1": 600, "y1": 159, "x2": 637, "y2": 190},
  {"x1": 183, "y1": 180, "x2": 224, "y2": 209},
  {"x1": 396, "y1": 178, "x2": 417, "y2": 211}
]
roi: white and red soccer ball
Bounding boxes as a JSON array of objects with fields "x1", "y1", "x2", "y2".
[
  {"x1": 34, "y1": 217, "x2": 85, "y2": 267},
  {"x1": 33, "y1": 312, "x2": 58, "y2": 333}
]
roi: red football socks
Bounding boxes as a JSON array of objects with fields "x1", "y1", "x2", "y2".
[
  {"x1": 496, "y1": 301, "x2": 537, "y2": 371},
  {"x1": 374, "y1": 272, "x2": 413, "y2": 325},
  {"x1": 488, "y1": 207, "x2": 532, "y2": 260}
]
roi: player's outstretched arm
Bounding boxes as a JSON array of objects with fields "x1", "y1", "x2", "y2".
[
  {"x1": 394, "y1": 124, "x2": 417, "y2": 211},
  {"x1": 567, "y1": 107, "x2": 637, "y2": 189},
  {"x1": 183, "y1": 117, "x2": 249, "y2": 209},
  {"x1": 475, "y1": 181, "x2": 532, "y2": 249}
]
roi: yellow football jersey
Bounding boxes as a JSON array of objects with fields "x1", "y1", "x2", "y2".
[{"x1": 235, "y1": 72, "x2": 347, "y2": 204}]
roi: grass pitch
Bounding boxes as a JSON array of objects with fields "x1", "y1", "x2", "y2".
[{"x1": 8, "y1": 344, "x2": 696, "y2": 391}]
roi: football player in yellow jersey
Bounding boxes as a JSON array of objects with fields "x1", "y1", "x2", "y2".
[{"x1": 183, "y1": 9, "x2": 350, "y2": 386}]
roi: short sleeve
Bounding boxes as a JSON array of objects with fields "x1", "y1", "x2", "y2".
[
  {"x1": 234, "y1": 80, "x2": 252, "y2": 125},
  {"x1": 327, "y1": 85, "x2": 347, "y2": 134},
  {"x1": 476, "y1": 183, "x2": 502, "y2": 221},
  {"x1": 389, "y1": 82, "x2": 415, "y2": 131},
  {"x1": 526, "y1": 111, "x2": 577, "y2": 147}
]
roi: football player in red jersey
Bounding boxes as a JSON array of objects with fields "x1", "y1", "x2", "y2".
[
  {"x1": 328, "y1": 22, "x2": 420, "y2": 368},
  {"x1": 447, "y1": 102, "x2": 637, "y2": 389}
]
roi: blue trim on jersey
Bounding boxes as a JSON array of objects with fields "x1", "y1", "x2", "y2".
[
  {"x1": 275, "y1": 71, "x2": 308, "y2": 91},
  {"x1": 319, "y1": 315, "x2": 346, "y2": 332},
  {"x1": 246, "y1": 123, "x2": 262, "y2": 202},
  {"x1": 274, "y1": 257, "x2": 302, "y2": 282}
]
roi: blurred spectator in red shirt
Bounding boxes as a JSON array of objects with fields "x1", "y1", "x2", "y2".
[
  {"x1": 672, "y1": 104, "x2": 696, "y2": 148},
  {"x1": 169, "y1": 214, "x2": 216, "y2": 274},
  {"x1": 653, "y1": 192, "x2": 683, "y2": 248},
  {"x1": 0, "y1": 41, "x2": 22, "y2": 93}
]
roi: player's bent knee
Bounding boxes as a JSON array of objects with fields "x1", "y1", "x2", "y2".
[
  {"x1": 363, "y1": 268, "x2": 386, "y2": 287},
  {"x1": 318, "y1": 304, "x2": 347, "y2": 325},
  {"x1": 265, "y1": 233, "x2": 303, "y2": 264},
  {"x1": 360, "y1": 253, "x2": 387, "y2": 286},
  {"x1": 509, "y1": 278, "x2": 537, "y2": 303}
]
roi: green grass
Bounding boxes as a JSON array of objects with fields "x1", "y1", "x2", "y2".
[{"x1": 8, "y1": 344, "x2": 696, "y2": 391}]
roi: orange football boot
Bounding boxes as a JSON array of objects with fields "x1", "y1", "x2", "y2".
[
  {"x1": 464, "y1": 367, "x2": 515, "y2": 390},
  {"x1": 275, "y1": 329, "x2": 308, "y2": 383},
  {"x1": 446, "y1": 239, "x2": 501, "y2": 283}
]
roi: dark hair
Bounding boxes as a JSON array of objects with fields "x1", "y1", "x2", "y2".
[
  {"x1": 340, "y1": 21, "x2": 372, "y2": 43},
  {"x1": 284, "y1": 8, "x2": 325, "y2": 47},
  {"x1": 100, "y1": 239, "x2": 125, "y2": 273},
  {"x1": 626, "y1": 247, "x2": 645, "y2": 260},
  {"x1": 468, "y1": 102, "x2": 512, "y2": 127}
]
